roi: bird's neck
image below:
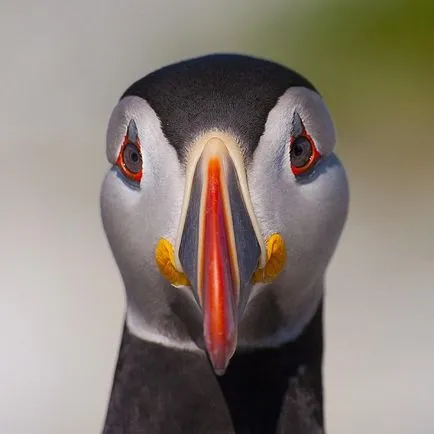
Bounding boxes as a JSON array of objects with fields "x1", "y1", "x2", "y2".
[{"x1": 103, "y1": 302, "x2": 324, "y2": 434}]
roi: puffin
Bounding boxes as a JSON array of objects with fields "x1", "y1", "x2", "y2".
[{"x1": 100, "y1": 54, "x2": 349, "y2": 434}]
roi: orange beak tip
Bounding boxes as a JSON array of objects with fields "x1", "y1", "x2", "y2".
[{"x1": 206, "y1": 332, "x2": 237, "y2": 376}]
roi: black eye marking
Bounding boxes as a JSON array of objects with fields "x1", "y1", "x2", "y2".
[
  {"x1": 127, "y1": 119, "x2": 138, "y2": 142},
  {"x1": 290, "y1": 110, "x2": 304, "y2": 137}
]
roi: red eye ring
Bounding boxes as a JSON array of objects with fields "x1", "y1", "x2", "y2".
[
  {"x1": 116, "y1": 135, "x2": 143, "y2": 183},
  {"x1": 290, "y1": 130, "x2": 321, "y2": 176}
]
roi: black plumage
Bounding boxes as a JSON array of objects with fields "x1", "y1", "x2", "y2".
[
  {"x1": 104, "y1": 303, "x2": 323, "y2": 434},
  {"x1": 122, "y1": 54, "x2": 317, "y2": 161}
]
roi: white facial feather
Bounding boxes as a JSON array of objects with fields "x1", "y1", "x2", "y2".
[
  {"x1": 101, "y1": 88, "x2": 349, "y2": 351},
  {"x1": 243, "y1": 87, "x2": 349, "y2": 346},
  {"x1": 102, "y1": 96, "x2": 202, "y2": 348}
]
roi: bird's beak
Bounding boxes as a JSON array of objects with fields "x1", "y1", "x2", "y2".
[{"x1": 176, "y1": 135, "x2": 262, "y2": 374}]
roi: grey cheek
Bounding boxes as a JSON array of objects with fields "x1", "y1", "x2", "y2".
[
  {"x1": 112, "y1": 166, "x2": 141, "y2": 191},
  {"x1": 274, "y1": 141, "x2": 289, "y2": 175},
  {"x1": 295, "y1": 154, "x2": 342, "y2": 185}
]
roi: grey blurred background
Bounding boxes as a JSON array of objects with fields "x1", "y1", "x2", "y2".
[{"x1": 1, "y1": 1, "x2": 433, "y2": 433}]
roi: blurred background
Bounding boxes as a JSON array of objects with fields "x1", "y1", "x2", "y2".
[{"x1": 1, "y1": 0, "x2": 433, "y2": 433}]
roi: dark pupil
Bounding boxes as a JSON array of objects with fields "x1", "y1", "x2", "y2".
[
  {"x1": 293, "y1": 143, "x2": 304, "y2": 157},
  {"x1": 130, "y1": 151, "x2": 138, "y2": 162},
  {"x1": 291, "y1": 137, "x2": 312, "y2": 168}
]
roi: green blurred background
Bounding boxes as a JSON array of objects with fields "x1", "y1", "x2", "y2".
[{"x1": 1, "y1": 1, "x2": 433, "y2": 433}]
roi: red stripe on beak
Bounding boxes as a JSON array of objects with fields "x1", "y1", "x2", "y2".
[{"x1": 201, "y1": 157, "x2": 237, "y2": 375}]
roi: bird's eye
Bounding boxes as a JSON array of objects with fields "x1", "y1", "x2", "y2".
[
  {"x1": 123, "y1": 143, "x2": 142, "y2": 173},
  {"x1": 117, "y1": 141, "x2": 143, "y2": 183},
  {"x1": 290, "y1": 134, "x2": 320, "y2": 176}
]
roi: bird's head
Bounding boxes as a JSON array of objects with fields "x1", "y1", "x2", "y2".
[{"x1": 100, "y1": 54, "x2": 349, "y2": 375}]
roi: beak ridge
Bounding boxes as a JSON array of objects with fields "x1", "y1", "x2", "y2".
[{"x1": 177, "y1": 135, "x2": 261, "y2": 374}]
